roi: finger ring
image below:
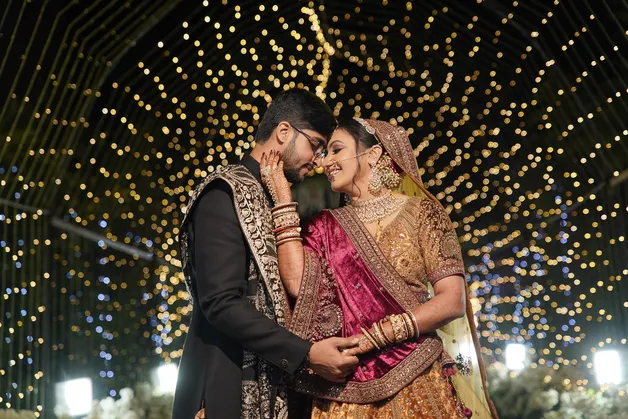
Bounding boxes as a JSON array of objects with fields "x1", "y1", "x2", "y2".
[{"x1": 261, "y1": 167, "x2": 271, "y2": 176}]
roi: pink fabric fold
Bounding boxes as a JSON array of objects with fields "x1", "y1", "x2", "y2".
[{"x1": 302, "y1": 211, "x2": 419, "y2": 382}]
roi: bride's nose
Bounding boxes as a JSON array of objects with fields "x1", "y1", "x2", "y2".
[{"x1": 322, "y1": 154, "x2": 334, "y2": 169}]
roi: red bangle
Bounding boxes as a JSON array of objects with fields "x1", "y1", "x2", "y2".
[{"x1": 273, "y1": 225, "x2": 297, "y2": 234}]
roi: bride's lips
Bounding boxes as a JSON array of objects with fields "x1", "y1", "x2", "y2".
[{"x1": 326, "y1": 168, "x2": 340, "y2": 181}]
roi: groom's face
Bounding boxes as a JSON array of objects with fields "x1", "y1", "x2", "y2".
[{"x1": 281, "y1": 125, "x2": 327, "y2": 184}]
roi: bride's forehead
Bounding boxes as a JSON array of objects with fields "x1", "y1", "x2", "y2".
[{"x1": 330, "y1": 129, "x2": 355, "y2": 144}]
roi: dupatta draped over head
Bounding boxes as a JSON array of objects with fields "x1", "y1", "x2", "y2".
[{"x1": 289, "y1": 119, "x2": 498, "y2": 419}]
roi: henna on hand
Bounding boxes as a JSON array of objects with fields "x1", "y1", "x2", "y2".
[
  {"x1": 343, "y1": 333, "x2": 374, "y2": 356},
  {"x1": 260, "y1": 150, "x2": 293, "y2": 204}
]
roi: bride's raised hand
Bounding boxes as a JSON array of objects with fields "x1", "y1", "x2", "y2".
[{"x1": 260, "y1": 150, "x2": 292, "y2": 204}]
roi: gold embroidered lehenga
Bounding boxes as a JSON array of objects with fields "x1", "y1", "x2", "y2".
[{"x1": 287, "y1": 120, "x2": 499, "y2": 419}]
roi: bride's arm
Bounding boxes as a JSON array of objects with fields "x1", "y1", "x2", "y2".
[
  {"x1": 261, "y1": 150, "x2": 306, "y2": 298},
  {"x1": 276, "y1": 238, "x2": 305, "y2": 298},
  {"x1": 383, "y1": 275, "x2": 464, "y2": 338},
  {"x1": 407, "y1": 275, "x2": 465, "y2": 333}
]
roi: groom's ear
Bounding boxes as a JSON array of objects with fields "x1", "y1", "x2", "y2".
[{"x1": 274, "y1": 121, "x2": 292, "y2": 147}]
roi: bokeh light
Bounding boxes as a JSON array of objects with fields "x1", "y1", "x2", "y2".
[{"x1": 1, "y1": 0, "x2": 627, "y2": 413}]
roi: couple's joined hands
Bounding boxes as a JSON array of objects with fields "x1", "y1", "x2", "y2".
[{"x1": 307, "y1": 333, "x2": 375, "y2": 382}]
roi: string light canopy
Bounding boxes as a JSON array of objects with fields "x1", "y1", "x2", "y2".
[{"x1": 1, "y1": 0, "x2": 627, "y2": 413}]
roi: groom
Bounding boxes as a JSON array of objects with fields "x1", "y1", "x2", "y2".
[{"x1": 173, "y1": 88, "x2": 359, "y2": 418}]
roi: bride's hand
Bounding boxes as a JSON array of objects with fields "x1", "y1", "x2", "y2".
[
  {"x1": 342, "y1": 333, "x2": 375, "y2": 357},
  {"x1": 260, "y1": 150, "x2": 292, "y2": 204}
]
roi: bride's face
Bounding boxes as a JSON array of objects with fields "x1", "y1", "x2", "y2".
[{"x1": 322, "y1": 129, "x2": 371, "y2": 195}]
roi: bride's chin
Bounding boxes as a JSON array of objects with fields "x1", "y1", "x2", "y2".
[{"x1": 330, "y1": 184, "x2": 343, "y2": 194}]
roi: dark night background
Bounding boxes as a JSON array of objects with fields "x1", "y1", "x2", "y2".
[{"x1": 1, "y1": 0, "x2": 627, "y2": 414}]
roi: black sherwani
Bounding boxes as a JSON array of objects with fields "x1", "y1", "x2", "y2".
[{"x1": 172, "y1": 155, "x2": 312, "y2": 419}]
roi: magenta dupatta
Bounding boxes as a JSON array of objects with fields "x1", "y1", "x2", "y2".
[{"x1": 290, "y1": 208, "x2": 444, "y2": 404}]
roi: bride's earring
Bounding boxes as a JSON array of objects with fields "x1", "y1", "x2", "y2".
[{"x1": 368, "y1": 162, "x2": 383, "y2": 195}]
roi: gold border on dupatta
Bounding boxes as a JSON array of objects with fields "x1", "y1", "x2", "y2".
[
  {"x1": 331, "y1": 206, "x2": 427, "y2": 310},
  {"x1": 291, "y1": 251, "x2": 323, "y2": 337}
]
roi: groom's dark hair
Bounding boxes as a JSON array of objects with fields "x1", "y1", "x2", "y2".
[{"x1": 255, "y1": 88, "x2": 336, "y2": 144}]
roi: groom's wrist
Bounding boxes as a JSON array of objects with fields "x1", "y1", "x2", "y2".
[{"x1": 295, "y1": 347, "x2": 312, "y2": 374}]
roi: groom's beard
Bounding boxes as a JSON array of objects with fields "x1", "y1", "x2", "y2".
[{"x1": 282, "y1": 138, "x2": 305, "y2": 184}]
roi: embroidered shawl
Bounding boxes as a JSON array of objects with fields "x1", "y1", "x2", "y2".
[{"x1": 179, "y1": 165, "x2": 291, "y2": 419}]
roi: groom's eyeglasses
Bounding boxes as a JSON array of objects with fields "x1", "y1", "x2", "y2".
[{"x1": 291, "y1": 124, "x2": 327, "y2": 160}]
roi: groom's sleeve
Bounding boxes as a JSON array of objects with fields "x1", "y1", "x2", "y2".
[{"x1": 192, "y1": 180, "x2": 312, "y2": 374}]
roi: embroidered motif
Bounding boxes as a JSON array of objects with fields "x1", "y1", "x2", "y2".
[
  {"x1": 311, "y1": 359, "x2": 467, "y2": 419},
  {"x1": 331, "y1": 205, "x2": 426, "y2": 310},
  {"x1": 455, "y1": 353, "x2": 473, "y2": 376},
  {"x1": 291, "y1": 251, "x2": 323, "y2": 338},
  {"x1": 292, "y1": 251, "x2": 343, "y2": 341}
]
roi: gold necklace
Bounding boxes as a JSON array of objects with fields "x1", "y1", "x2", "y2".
[{"x1": 351, "y1": 191, "x2": 406, "y2": 225}]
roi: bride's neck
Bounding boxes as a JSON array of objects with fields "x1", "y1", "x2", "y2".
[{"x1": 349, "y1": 188, "x2": 392, "y2": 205}]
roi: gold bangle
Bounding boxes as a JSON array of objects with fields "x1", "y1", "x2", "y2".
[
  {"x1": 273, "y1": 213, "x2": 300, "y2": 229},
  {"x1": 378, "y1": 319, "x2": 394, "y2": 345},
  {"x1": 370, "y1": 322, "x2": 388, "y2": 349},
  {"x1": 276, "y1": 230, "x2": 302, "y2": 241},
  {"x1": 360, "y1": 327, "x2": 381, "y2": 350},
  {"x1": 272, "y1": 202, "x2": 298, "y2": 212},
  {"x1": 276, "y1": 237, "x2": 303, "y2": 246},
  {"x1": 274, "y1": 216, "x2": 300, "y2": 229},
  {"x1": 401, "y1": 313, "x2": 415, "y2": 339},
  {"x1": 275, "y1": 226, "x2": 301, "y2": 235},
  {"x1": 389, "y1": 314, "x2": 408, "y2": 343},
  {"x1": 273, "y1": 211, "x2": 299, "y2": 220},
  {"x1": 407, "y1": 311, "x2": 420, "y2": 338},
  {"x1": 272, "y1": 206, "x2": 298, "y2": 216}
]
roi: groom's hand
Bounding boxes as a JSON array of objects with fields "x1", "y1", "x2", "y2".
[{"x1": 308, "y1": 337, "x2": 360, "y2": 382}]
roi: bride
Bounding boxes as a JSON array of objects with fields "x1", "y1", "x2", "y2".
[{"x1": 261, "y1": 118, "x2": 498, "y2": 418}]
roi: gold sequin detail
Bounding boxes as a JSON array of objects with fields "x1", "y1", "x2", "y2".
[
  {"x1": 311, "y1": 360, "x2": 466, "y2": 419},
  {"x1": 376, "y1": 196, "x2": 465, "y2": 288}
]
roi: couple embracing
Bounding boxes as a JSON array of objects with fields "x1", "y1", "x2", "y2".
[{"x1": 172, "y1": 88, "x2": 498, "y2": 419}]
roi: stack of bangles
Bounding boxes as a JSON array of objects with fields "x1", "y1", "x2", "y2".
[
  {"x1": 360, "y1": 311, "x2": 420, "y2": 350},
  {"x1": 272, "y1": 203, "x2": 302, "y2": 246}
]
